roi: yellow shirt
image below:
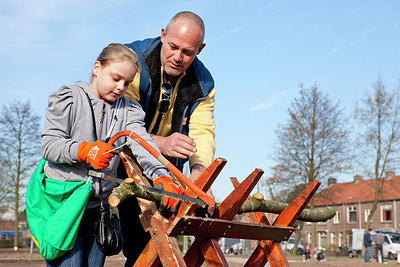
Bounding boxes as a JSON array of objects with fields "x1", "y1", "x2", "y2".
[{"x1": 126, "y1": 70, "x2": 216, "y2": 169}]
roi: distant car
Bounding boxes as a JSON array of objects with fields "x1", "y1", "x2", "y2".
[
  {"x1": 348, "y1": 245, "x2": 361, "y2": 258},
  {"x1": 227, "y1": 242, "x2": 242, "y2": 255},
  {"x1": 281, "y1": 237, "x2": 304, "y2": 254},
  {"x1": 371, "y1": 232, "x2": 400, "y2": 260}
]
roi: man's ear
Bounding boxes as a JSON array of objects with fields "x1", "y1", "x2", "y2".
[
  {"x1": 197, "y1": 43, "x2": 206, "y2": 55},
  {"x1": 161, "y1": 28, "x2": 166, "y2": 43}
]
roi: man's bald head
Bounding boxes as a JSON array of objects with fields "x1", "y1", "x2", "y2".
[{"x1": 165, "y1": 11, "x2": 205, "y2": 44}]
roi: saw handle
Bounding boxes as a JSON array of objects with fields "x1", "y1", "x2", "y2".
[{"x1": 107, "y1": 130, "x2": 215, "y2": 208}]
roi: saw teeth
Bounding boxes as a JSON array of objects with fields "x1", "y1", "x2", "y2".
[{"x1": 145, "y1": 189, "x2": 162, "y2": 195}]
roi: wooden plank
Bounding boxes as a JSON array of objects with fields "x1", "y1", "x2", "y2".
[
  {"x1": 273, "y1": 179, "x2": 320, "y2": 226},
  {"x1": 184, "y1": 169, "x2": 264, "y2": 265},
  {"x1": 214, "y1": 168, "x2": 264, "y2": 219},
  {"x1": 133, "y1": 240, "x2": 160, "y2": 267},
  {"x1": 175, "y1": 158, "x2": 227, "y2": 217},
  {"x1": 185, "y1": 238, "x2": 228, "y2": 267},
  {"x1": 169, "y1": 216, "x2": 293, "y2": 241},
  {"x1": 231, "y1": 177, "x2": 290, "y2": 267},
  {"x1": 230, "y1": 177, "x2": 271, "y2": 225},
  {"x1": 245, "y1": 241, "x2": 289, "y2": 267},
  {"x1": 246, "y1": 180, "x2": 320, "y2": 267},
  {"x1": 138, "y1": 209, "x2": 186, "y2": 266},
  {"x1": 199, "y1": 239, "x2": 229, "y2": 267},
  {"x1": 121, "y1": 153, "x2": 186, "y2": 266},
  {"x1": 192, "y1": 158, "x2": 227, "y2": 194}
]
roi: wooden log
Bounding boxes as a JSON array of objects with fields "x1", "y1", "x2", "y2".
[
  {"x1": 238, "y1": 194, "x2": 336, "y2": 222},
  {"x1": 108, "y1": 183, "x2": 335, "y2": 222}
]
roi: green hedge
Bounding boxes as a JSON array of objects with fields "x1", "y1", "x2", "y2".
[{"x1": 0, "y1": 239, "x2": 13, "y2": 248}]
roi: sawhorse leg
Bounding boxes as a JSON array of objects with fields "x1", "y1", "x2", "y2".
[
  {"x1": 184, "y1": 169, "x2": 264, "y2": 267},
  {"x1": 129, "y1": 157, "x2": 227, "y2": 266},
  {"x1": 231, "y1": 177, "x2": 289, "y2": 267},
  {"x1": 245, "y1": 180, "x2": 320, "y2": 266}
]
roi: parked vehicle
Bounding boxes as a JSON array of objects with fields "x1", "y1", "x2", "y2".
[
  {"x1": 281, "y1": 237, "x2": 304, "y2": 254},
  {"x1": 228, "y1": 242, "x2": 243, "y2": 255},
  {"x1": 220, "y1": 238, "x2": 243, "y2": 254},
  {"x1": 371, "y1": 232, "x2": 400, "y2": 260},
  {"x1": 348, "y1": 245, "x2": 361, "y2": 258}
]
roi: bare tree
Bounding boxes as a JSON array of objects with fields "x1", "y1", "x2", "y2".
[
  {"x1": 354, "y1": 77, "x2": 400, "y2": 231},
  {"x1": 273, "y1": 83, "x2": 350, "y2": 250},
  {"x1": 0, "y1": 100, "x2": 41, "y2": 250}
]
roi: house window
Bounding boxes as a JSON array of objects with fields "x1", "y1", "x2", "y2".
[
  {"x1": 365, "y1": 209, "x2": 372, "y2": 223},
  {"x1": 318, "y1": 231, "x2": 327, "y2": 249},
  {"x1": 338, "y1": 232, "x2": 343, "y2": 247},
  {"x1": 347, "y1": 206, "x2": 357, "y2": 223},
  {"x1": 331, "y1": 232, "x2": 336, "y2": 246},
  {"x1": 381, "y1": 204, "x2": 392, "y2": 222},
  {"x1": 333, "y1": 211, "x2": 340, "y2": 224}
]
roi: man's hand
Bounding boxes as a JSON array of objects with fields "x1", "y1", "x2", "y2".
[{"x1": 152, "y1": 132, "x2": 197, "y2": 159}]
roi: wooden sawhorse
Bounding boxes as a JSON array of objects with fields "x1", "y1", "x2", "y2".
[{"x1": 117, "y1": 153, "x2": 320, "y2": 267}]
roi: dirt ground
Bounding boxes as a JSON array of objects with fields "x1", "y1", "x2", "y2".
[{"x1": 0, "y1": 248, "x2": 398, "y2": 266}]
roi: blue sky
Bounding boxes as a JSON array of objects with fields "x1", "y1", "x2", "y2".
[{"x1": 1, "y1": 0, "x2": 400, "y2": 201}]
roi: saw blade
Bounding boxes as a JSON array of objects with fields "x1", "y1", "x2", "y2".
[{"x1": 88, "y1": 170, "x2": 207, "y2": 207}]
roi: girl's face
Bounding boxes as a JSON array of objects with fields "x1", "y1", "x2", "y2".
[{"x1": 91, "y1": 58, "x2": 136, "y2": 102}]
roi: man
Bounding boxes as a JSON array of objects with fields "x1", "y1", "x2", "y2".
[
  {"x1": 363, "y1": 229, "x2": 372, "y2": 262},
  {"x1": 375, "y1": 232, "x2": 385, "y2": 262},
  {"x1": 125, "y1": 11, "x2": 215, "y2": 183},
  {"x1": 119, "y1": 11, "x2": 216, "y2": 266}
]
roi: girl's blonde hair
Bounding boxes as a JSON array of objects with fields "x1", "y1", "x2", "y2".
[{"x1": 91, "y1": 43, "x2": 141, "y2": 81}]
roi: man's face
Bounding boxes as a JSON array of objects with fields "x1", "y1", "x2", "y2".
[{"x1": 160, "y1": 19, "x2": 205, "y2": 78}]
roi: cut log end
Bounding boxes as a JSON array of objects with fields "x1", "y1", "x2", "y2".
[
  {"x1": 108, "y1": 195, "x2": 121, "y2": 207},
  {"x1": 124, "y1": 178, "x2": 135, "y2": 184},
  {"x1": 253, "y1": 193, "x2": 264, "y2": 200}
]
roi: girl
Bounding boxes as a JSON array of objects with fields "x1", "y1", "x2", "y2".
[
  {"x1": 32, "y1": 43, "x2": 181, "y2": 266},
  {"x1": 303, "y1": 245, "x2": 311, "y2": 262}
]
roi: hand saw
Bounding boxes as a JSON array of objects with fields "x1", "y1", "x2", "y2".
[
  {"x1": 107, "y1": 130, "x2": 215, "y2": 208},
  {"x1": 88, "y1": 170, "x2": 207, "y2": 207}
]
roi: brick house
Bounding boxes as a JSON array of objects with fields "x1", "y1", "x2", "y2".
[{"x1": 301, "y1": 172, "x2": 400, "y2": 250}]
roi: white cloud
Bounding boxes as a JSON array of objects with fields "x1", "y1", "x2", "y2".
[
  {"x1": 229, "y1": 26, "x2": 246, "y2": 33},
  {"x1": 360, "y1": 26, "x2": 377, "y2": 37},
  {"x1": 327, "y1": 39, "x2": 356, "y2": 55},
  {"x1": 248, "y1": 90, "x2": 290, "y2": 112}
]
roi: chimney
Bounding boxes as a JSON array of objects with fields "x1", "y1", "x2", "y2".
[
  {"x1": 328, "y1": 177, "x2": 337, "y2": 186},
  {"x1": 354, "y1": 175, "x2": 363, "y2": 183},
  {"x1": 385, "y1": 170, "x2": 395, "y2": 178}
]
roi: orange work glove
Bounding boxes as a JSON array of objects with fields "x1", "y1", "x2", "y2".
[
  {"x1": 153, "y1": 176, "x2": 183, "y2": 217},
  {"x1": 77, "y1": 140, "x2": 116, "y2": 169}
]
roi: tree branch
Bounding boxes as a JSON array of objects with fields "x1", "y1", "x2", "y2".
[{"x1": 108, "y1": 181, "x2": 335, "y2": 222}]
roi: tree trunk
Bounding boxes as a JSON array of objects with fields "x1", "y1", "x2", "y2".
[
  {"x1": 14, "y1": 141, "x2": 21, "y2": 251},
  {"x1": 295, "y1": 221, "x2": 304, "y2": 253},
  {"x1": 310, "y1": 198, "x2": 317, "y2": 250},
  {"x1": 14, "y1": 193, "x2": 19, "y2": 251}
]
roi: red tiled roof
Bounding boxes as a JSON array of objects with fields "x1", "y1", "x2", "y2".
[{"x1": 314, "y1": 175, "x2": 400, "y2": 206}]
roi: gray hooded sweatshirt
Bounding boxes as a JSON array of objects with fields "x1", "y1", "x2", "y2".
[{"x1": 41, "y1": 81, "x2": 170, "y2": 208}]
